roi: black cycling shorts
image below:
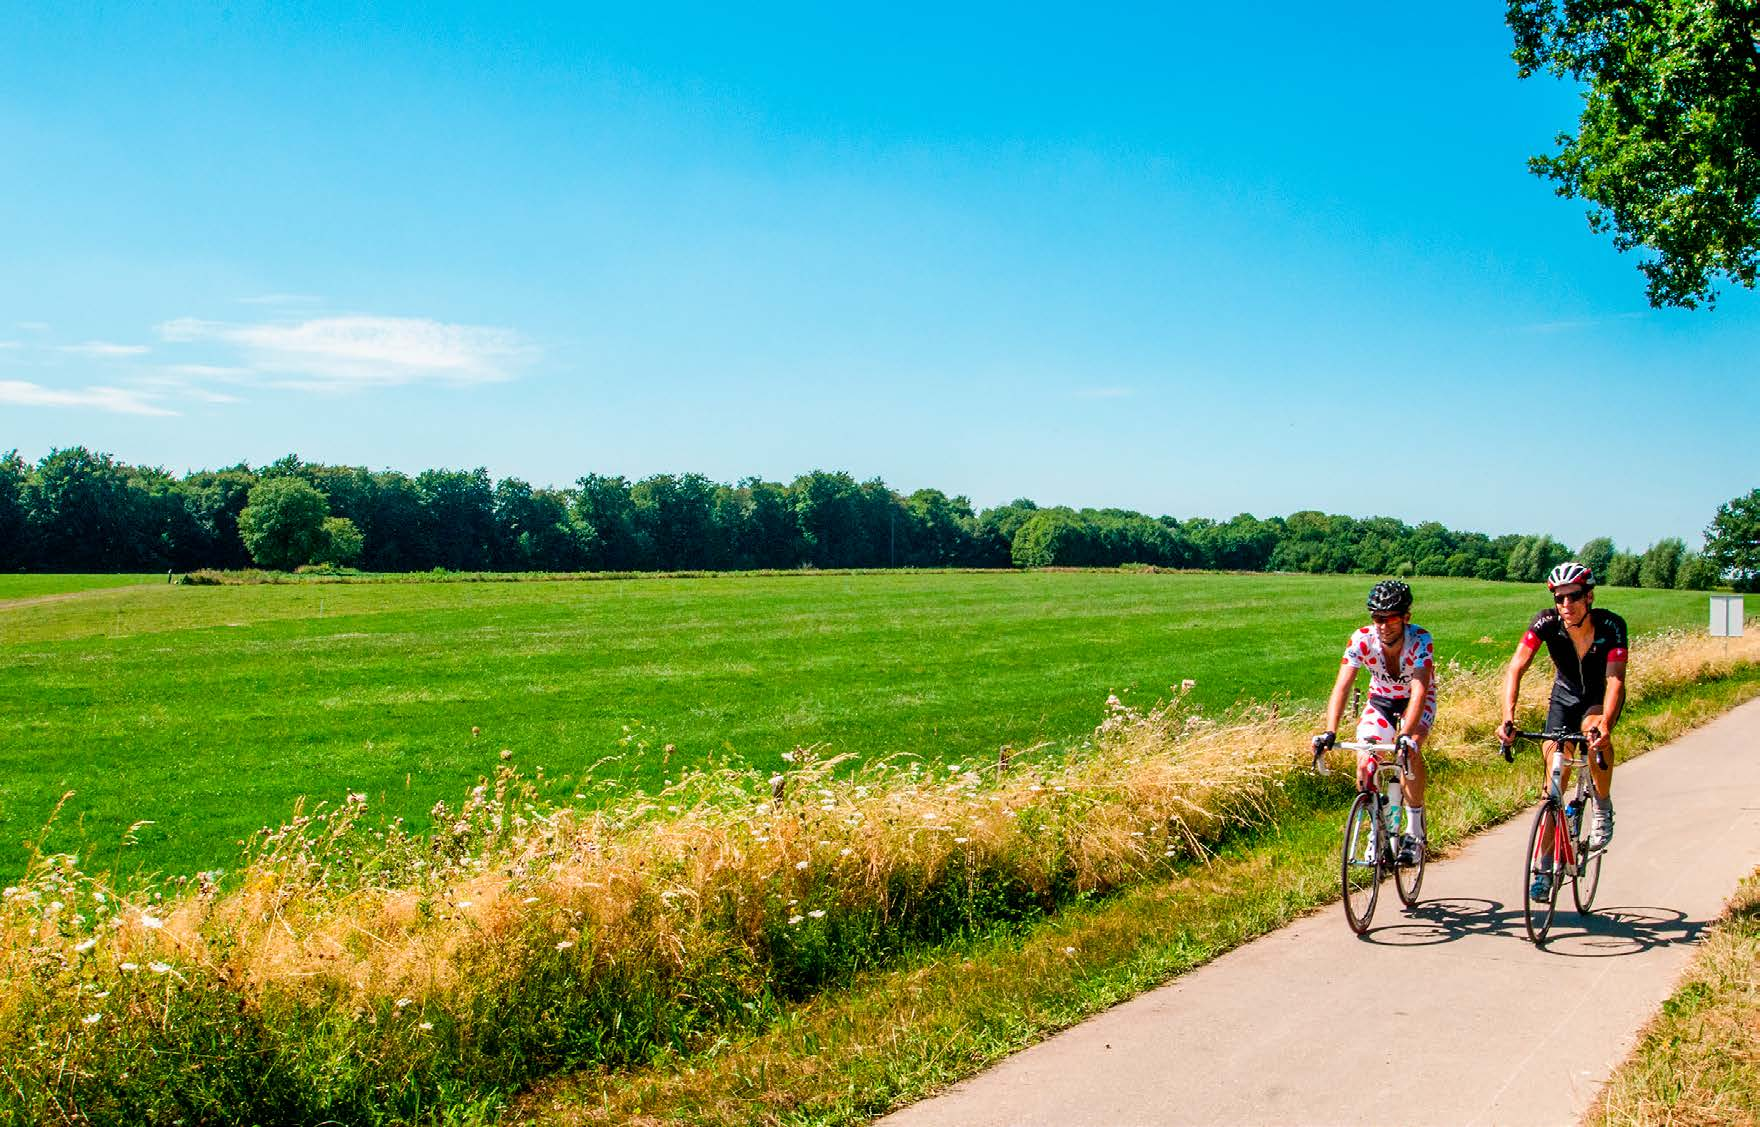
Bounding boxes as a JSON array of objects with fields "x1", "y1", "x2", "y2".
[{"x1": 1545, "y1": 692, "x2": 1600, "y2": 736}]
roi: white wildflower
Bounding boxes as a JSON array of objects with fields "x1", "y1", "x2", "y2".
[
  {"x1": 788, "y1": 915, "x2": 804, "y2": 925},
  {"x1": 119, "y1": 962, "x2": 138, "y2": 972},
  {"x1": 139, "y1": 913, "x2": 163, "y2": 930},
  {"x1": 82, "y1": 1013, "x2": 101, "y2": 1025},
  {"x1": 795, "y1": 860, "x2": 809, "y2": 871},
  {"x1": 419, "y1": 1021, "x2": 433, "y2": 1031},
  {"x1": 808, "y1": 909, "x2": 825, "y2": 919},
  {"x1": 395, "y1": 997, "x2": 412, "y2": 1009},
  {"x1": 148, "y1": 961, "x2": 172, "y2": 975},
  {"x1": 555, "y1": 940, "x2": 574, "y2": 950},
  {"x1": 75, "y1": 938, "x2": 97, "y2": 953}
]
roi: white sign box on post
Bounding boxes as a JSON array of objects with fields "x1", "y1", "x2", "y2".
[{"x1": 1710, "y1": 594, "x2": 1744, "y2": 637}]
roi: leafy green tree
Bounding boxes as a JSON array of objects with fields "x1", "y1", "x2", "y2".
[
  {"x1": 1506, "y1": 534, "x2": 1571, "y2": 583},
  {"x1": 313, "y1": 516, "x2": 364, "y2": 567},
  {"x1": 971, "y1": 499, "x2": 1038, "y2": 567},
  {"x1": 1674, "y1": 550, "x2": 1719, "y2": 590},
  {"x1": 0, "y1": 450, "x2": 30, "y2": 568},
  {"x1": 24, "y1": 447, "x2": 149, "y2": 570},
  {"x1": 792, "y1": 471, "x2": 867, "y2": 568},
  {"x1": 632, "y1": 473, "x2": 719, "y2": 570},
  {"x1": 1639, "y1": 537, "x2": 1686, "y2": 589},
  {"x1": 904, "y1": 489, "x2": 977, "y2": 567},
  {"x1": 416, "y1": 468, "x2": 495, "y2": 571},
  {"x1": 1576, "y1": 537, "x2": 1615, "y2": 581},
  {"x1": 180, "y1": 466, "x2": 259, "y2": 568},
  {"x1": 717, "y1": 478, "x2": 800, "y2": 569},
  {"x1": 364, "y1": 471, "x2": 431, "y2": 571},
  {"x1": 1010, "y1": 509, "x2": 1090, "y2": 568},
  {"x1": 1704, "y1": 487, "x2": 1760, "y2": 591},
  {"x1": 573, "y1": 474, "x2": 639, "y2": 570},
  {"x1": 1508, "y1": 0, "x2": 1760, "y2": 307},
  {"x1": 1605, "y1": 550, "x2": 1642, "y2": 587},
  {"x1": 237, "y1": 477, "x2": 330, "y2": 569}
]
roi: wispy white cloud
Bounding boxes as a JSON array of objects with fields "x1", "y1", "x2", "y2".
[
  {"x1": 0, "y1": 341, "x2": 19, "y2": 350},
  {"x1": 158, "y1": 314, "x2": 534, "y2": 391},
  {"x1": 137, "y1": 369, "x2": 247, "y2": 404},
  {"x1": 1074, "y1": 386, "x2": 1133, "y2": 399},
  {"x1": 57, "y1": 341, "x2": 151, "y2": 357},
  {"x1": 15, "y1": 321, "x2": 49, "y2": 333},
  {"x1": 0, "y1": 380, "x2": 176, "y2": 416}
]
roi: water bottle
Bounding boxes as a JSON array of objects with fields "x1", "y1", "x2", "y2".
[
  {"x1": 1384, "y1": 775, "x2": 1403, "y2": 836},
  {"x1": 1565, "y1": 799, "x2": 1582, "y2": 839}
]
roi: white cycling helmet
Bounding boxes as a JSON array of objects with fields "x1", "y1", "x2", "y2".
[{"x1": 1546, "y1": 561, "x2": 1595, "y2": 591}]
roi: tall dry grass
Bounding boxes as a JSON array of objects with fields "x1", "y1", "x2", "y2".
[{"x1": 4, "y1": 628, "x2": 1757, "y2": 1124}]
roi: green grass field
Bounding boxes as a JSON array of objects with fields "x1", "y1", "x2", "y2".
[
  {"x1": 0, "y1": 573, "x2": 162, "y2": 600},
  {"x1": 0, "y1": 570, "x2": 1716, "y2": 878}
]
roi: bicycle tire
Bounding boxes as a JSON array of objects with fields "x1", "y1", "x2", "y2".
[
  {"x1": 1394, "y1": 834, "x2": 1425, "y2": 908},
  {"x1": 1342, "y1": 791, "x2": 1382, "y2": 935},
  {"x1": 1573, "y1": 826, "x2": 1603, "y2": 914},
  {"x1": 1523, "y1": 802, "x2": 1564, "y2": 945}
]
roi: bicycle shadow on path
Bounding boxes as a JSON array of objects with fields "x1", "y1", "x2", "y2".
[{"x1": 1353, "y1": 896, "x2": 1704, "y2": 957}]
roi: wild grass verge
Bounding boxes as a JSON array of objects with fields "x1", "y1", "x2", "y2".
[
  {"x1": 1590, "y1": 867, "x2": 1760, "y2": 1127},
  {"x1": 4, "y1": 629, "x2": 1757, "y2": 1125}
]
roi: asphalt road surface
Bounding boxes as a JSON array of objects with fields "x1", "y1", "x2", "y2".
[{"x1": 879, "y1": 697, "x2": 1760, "y2": 1127}]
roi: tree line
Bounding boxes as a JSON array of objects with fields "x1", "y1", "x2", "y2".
[{"x1": 0, "y1": 447, "x2": 1744, "y2": 590}]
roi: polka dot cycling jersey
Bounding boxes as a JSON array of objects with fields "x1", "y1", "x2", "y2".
[
  {"x1": 1342, "y1": 624, "x2": 1437, "y2": 740},
  {"x1": 1341, "y1": 624, "x2": 1435, "y2": 702}
]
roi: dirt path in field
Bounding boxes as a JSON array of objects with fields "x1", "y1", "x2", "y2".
[
  {"x1": 0, "y1": 590, "x2": 103, "y2": 612},
  {"x1": 0, "y1": 583, "x2": 155, "y2": 612},
  {"x1": 879, "y1": 697, "x2": 1760, "y2": 1127}
]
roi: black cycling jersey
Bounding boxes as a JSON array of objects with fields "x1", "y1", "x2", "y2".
[{"x1": 1521, "y1": 607, "x2": 1629, "y2": 717}]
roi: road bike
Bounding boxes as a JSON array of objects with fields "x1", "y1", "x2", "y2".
[
  {"x1": 1502, "y1": 729, "x2": 1605, "y2": 945},
  {"x1": 1315, "y1": 735, "x2": 1424, "y2": 935}
]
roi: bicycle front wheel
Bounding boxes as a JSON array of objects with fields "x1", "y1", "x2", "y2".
[
  {"x1": 1342, "y1": 791, "x2": 1383, "y2": 935},
  {"x1": 1523, "y1": 802, "x2": 1564, "y2": 945},
  {"x1": 1394, "y1": 835, "x2": 1425, "y2": 908},
  {"x1": 1573, "y1": 830, "x2": 1603, "y2": 914}
]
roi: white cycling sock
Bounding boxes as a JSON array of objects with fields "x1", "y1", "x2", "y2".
[{"x1": 1407, "y1": 806, "x2": 1425, "y2": 842}]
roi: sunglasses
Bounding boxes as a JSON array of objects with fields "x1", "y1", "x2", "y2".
[
  {"x1": 1371, "y1": 613, "x2": 1405, "y2": 624},
  {"x1": 1553, "y1": 589, "x2": 1589, "y2": 604}
]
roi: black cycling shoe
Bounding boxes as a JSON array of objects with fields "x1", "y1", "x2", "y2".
[{"x1": 1395, "y1": 835, "x2": 1422, "y2": 866}]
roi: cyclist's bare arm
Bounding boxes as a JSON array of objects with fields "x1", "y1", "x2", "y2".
[
  {"x1": 1400, "y1": 664, "x2": 1433, "y2": 748},
  {"x1": 1500, "y1": 640, "x2": 1537, "y2": 739},
  {"x1": 1323, "y1": 661, "x2": 1356, "y2": 733},
  {"x1": 1584, "y1": 659, "x2": 1627, "y2": 750}
]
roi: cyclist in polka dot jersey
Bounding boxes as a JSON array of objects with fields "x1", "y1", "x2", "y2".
[{"x1": 1311, "y1": 580, "x2": 1436, "y2": 865}]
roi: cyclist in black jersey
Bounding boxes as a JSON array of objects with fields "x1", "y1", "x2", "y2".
[{"x1": 1499, "y1": 562, "x2": 1628, "y2": 897}]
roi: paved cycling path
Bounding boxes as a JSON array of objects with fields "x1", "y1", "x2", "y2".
[{"x1": 880, "y1": 697, "x2": 1760, "y2": 1127}]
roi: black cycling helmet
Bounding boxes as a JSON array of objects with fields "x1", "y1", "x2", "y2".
[{"x1": 1366, "y1": 579, "x2": 1413, "y2": 615}]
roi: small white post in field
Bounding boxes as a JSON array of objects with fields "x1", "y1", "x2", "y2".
[{"x1": 1709, "y1": 594, "x2": 1744, "y2": 637}]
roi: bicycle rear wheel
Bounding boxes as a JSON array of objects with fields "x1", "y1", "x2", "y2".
[
  {"x1": 1394, "y1": 834, "x2": 1425, "y2": 908},
  {"x1": 1523, "y1": 802, "x2": 1564, "y2": 945},
  {"x1": 1342, "y1": 791, "x2": 1382, "y2": 935}
]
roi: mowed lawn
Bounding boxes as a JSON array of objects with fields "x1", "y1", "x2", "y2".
[{"x1": 0, "y1": 570, "x2": 1714, "y2": 878}]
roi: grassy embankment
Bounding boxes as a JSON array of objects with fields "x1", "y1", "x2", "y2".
[
  {"x1": 0, "y1": 570, "x2": 1715, "y2": 877},
  {"x1": 1, "y1": 587, "x2": 1753, "y2": 1124},
  {"x1": 1590, "y1": 867, "x2": 1760, "y2": 1127}
]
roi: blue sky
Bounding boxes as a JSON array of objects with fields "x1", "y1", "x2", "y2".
[{"x1": 2, "y1": 3, "x2": 1753, "y2": 551}]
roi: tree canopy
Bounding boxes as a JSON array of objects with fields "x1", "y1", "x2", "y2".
[
  {"x1": 1508, "y1": 0, "x2": 1760, "y2": 308},
  {"x1": 1705, "y1": 487, "x2": 1760, "y2": 590}
]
